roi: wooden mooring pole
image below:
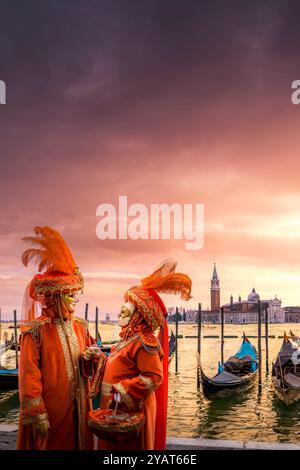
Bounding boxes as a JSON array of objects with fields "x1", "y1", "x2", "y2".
[
  {"x1": 85, "y1": 303, "x2": 89, "y2": 321},
  {"x1": 265, "y1": 303, "x2": 269, "y2": 375},
  {"x1": 258, "y1": 300, "x2": 262, "y2": 386},
  {"x1": 175, "y1": 306, "x2": 179, "y2": 373},
  {"x1": 197, "y1": 303, "x2": 202, "y2": 388},
  {"x1": 221, "y1": 306, "x2": 224, "y2": 365},
  {"x1": 13, "y1": 309, "x2": 18, "y2": 370},
  {"x1": 95, "y1": 306, "x2": 99, "y2": 344}
]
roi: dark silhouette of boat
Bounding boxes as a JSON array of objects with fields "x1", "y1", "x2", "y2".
[
  {"x1": 200, "y1": 334, "x2": 258, "y2": 395},
  {"x1": 0, "y1": 367, "x2": 18, "y2": 389},
  {"x1": 272, "y1": 331, "x2": 300, "y2": 405},
  {"x1": 0, "y1": 337, "x2": 14, "y2": 356}
]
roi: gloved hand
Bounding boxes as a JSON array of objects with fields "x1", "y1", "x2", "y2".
[
  {"x1": 82, "y1": 345, "x2": 101, "y2": 361},
  {"x1": 33, "y1": 418, "x2": 50, "y2": 450}
]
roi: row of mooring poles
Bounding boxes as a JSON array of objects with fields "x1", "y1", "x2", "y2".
[
  {"x1": 257, "y1": 300, "x2": 269, "y2": 385},
  {"x1": 195, "y1": 299, "x2": 269, "y2": 390},
  {"x1": 85, "y1": 302, "x2": 100, "y2": 344}
]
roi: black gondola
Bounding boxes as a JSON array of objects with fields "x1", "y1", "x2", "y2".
[
  {"x1": 200, "y1": 334, "x2": 258, "y2": 395},
  {"x1": 168, "y1": 331, "x2": 176, "y2": 363},
  {"x1": 272, "y1": 331, "x2": 300, "y2": 405},
  {"x1": 0, "y1": 338, "x2": 14, "y2": 356},
  {"x1": 0, "y1": 367, "x2": 18, "y2": 389}
]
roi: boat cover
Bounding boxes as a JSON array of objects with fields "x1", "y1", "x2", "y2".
[
  {"x1": 0, "y1": 368, "x2": 18, "y2": 374},
  {"x1": 284, "y1": 372, "x2": 300, "y2": 389},
  {"x1": 274, "y1": 339, "x2": 294, "y2": 368},
  {"x1": 234, "y1": 340, "x2": 257, "y2": 360},
  {"x1": 212, "y1": 370, "x2": 242, "y2": 384}
]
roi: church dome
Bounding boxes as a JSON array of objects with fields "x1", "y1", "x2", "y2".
[{"x1": 247, "y1": 288, "x2": 260, "y2": 302}]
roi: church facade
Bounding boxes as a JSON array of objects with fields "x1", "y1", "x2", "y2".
[{"x1": 167, "y1": 264, "x2": 286, "y2": 323}]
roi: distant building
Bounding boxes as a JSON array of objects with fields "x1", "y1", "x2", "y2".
[
  {"x1": 167, "y1": 264, "x2": 286, "y2": 324},
  {"x1": 167, "y1": 264, "x2": 221, "y2": 323},
  {"x1": 210, "y1": 263, "x2": 220, "y2": 312},
  {"x1": 185, "y1": 309, "x2": 220, "y2": 323},
  {"x1": 223, "y1": 289, "x2": 285, "y2": 323},
  {"x1": 284, "y1": 307, "x2": 300, "y2": 323},
  {"x1": 167, "y1": 306, "x2": 184, "y2": 322}
]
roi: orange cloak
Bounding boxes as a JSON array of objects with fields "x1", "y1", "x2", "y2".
[
  {"x1": 17, "y1": 310, "x2": 96, "y2": 450},
  {"x1": 97, "y1": 331, "x2": 163, "y2": 450}
]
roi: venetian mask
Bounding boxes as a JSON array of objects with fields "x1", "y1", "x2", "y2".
[
  {"x1": 118, "y1": 301, "x2": 136, "y2": 328},
  {"x1": 61, "y1": 292, "x2": 79, "y2": 313}
]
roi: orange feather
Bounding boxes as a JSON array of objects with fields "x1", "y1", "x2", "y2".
[
  {"x1": 141, "y1": 259, "x2": 192, "y2": 300},
  {"x1": 22, "y1": 226, "x2": 77, "y2": 274}
]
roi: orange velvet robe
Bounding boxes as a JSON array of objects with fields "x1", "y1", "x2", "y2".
[
  {"x1": 97, "y1": 332, "x2": 163, "y2": 450},
  {"x1": 17, "y1": 309, "x2": 96, "y2": 450}
]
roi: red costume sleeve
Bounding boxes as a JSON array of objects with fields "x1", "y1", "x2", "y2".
[
  {"x1": 19, "y1": 333, "x2": 48, "y2": 425},
  {"x1": 113, "y1": 344, "x2": 163, "y2": 410},
  {"x1": 80, "y1": 329, "x2": 99, "y2": 378}
]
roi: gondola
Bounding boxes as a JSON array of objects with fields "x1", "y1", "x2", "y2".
[
  {"x1": 0, "y1": 367, "x2": 18, "y2": 389},
  {"x1": 0, "y1": 338, "x2": 14, "y2": 356},
  {"x1": 272, "y1": 331, "x2": 300, "y2": 405},
  {"x1": 168, "y1": 331, "x2": 176, "y2": 363},
  {"x1": 200, "y1": 334, "x2": 258, "y2": 395}
]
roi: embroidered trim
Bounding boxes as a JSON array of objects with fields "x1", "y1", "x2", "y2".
[
  {"x1": 21, "y1": 317, "x2": 52, "y2": 346},
  {"x1": 139, "y1": 375, "x2": 155, "y2": 393},
  {"x1": 55, "y1": 319, "x2": 77, "y2": 401},
  {"x1": 126, "y1": 287, "x2": 165, "y2": 331},
  {"x1": 68, "y1": 320, "x2": 88, "y2": 451},
  {"x1": 73, "y1": 316, "x2": 88, "y2": 328},
  {"x1": 89, "y1": 355, "x2": 106, "y2": 399},
  {"x1": 33, "y1": 273, "x2": 84, "y2": 296},
  {"x1": 101, "y1": 382, "x2": 113, "y2": 396},
  {"x1": 21, "y1": 396, "x2": 44, "y2": 409},
  {"x1": 109, "y1": 334, "x2": 140, "y2": 357},
  {"x1": 113, "y1": 383, "x2": 136, "y2": 410},
  {"x1": 138, "y1": 335, "x2": 160, "y2": 354},
  {"x1": 23, "y1": 412, "x2": 49, "y2": 426}
]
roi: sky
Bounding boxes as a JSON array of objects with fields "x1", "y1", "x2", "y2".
[{"x1": 1, "y1": 0, "x2": 300, "y2": 319}]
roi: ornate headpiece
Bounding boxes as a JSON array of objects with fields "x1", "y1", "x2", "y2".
[
  {"x1": 124, "y1": 259, "x2": 192, "y2": 331},
  {"x1": 22, "y1": 226, "x2": 84, "y2": 301}
]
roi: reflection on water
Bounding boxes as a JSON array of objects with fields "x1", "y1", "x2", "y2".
[
  {"x1": 2, "y1": 322, "x2": 300, "y2": 442},
  {"x1": 167, "y1": 323, "x2": 300, "y2": 443}
]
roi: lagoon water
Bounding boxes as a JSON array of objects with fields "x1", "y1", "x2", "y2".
[{"x1": 1, "y1": 322, "x2": 300, "y2": 443}]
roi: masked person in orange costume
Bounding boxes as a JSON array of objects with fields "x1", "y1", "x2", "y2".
[
  {"x1": 89, "y1": 260, "x2": 192, "y2": 450},
  {"x1": 16, "y1": 226, "x2": 102, "y2": 450}
]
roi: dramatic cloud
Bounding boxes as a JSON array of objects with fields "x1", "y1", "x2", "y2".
[{"x1": 1, "y1": 0, "x2": 300, "y2": 318}]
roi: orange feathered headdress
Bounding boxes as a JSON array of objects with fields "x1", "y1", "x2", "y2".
[
  {"x1": 22, "y1": 226, "x2": 84, "y2": 301},
  {"x1": 124, "y1": 259, "x2": 192, "y2": 330}
]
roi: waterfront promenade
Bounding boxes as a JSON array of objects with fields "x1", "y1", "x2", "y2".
[{"x1": 1, "y1": 425, "x2": 300, "y2": 450}]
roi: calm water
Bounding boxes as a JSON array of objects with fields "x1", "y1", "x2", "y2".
[{"x1": 1, "y1": 322, "x2": 300, "y2": 443}]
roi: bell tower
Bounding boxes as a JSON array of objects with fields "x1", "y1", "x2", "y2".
[{"x1": 210, "y1": 263, "x2": 220, "y2": 312}]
